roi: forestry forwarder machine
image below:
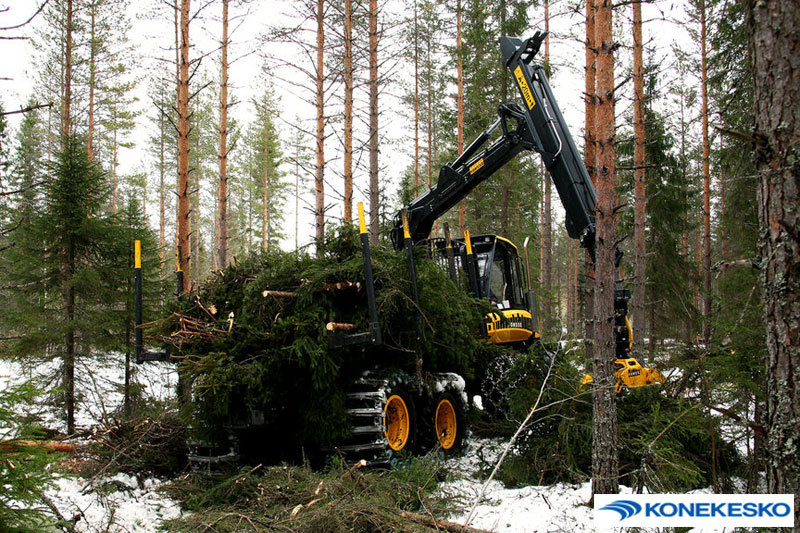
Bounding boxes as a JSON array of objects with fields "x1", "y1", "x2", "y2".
[{"x1": 134, "y1": 32, "x2": 663, "y2": 470}]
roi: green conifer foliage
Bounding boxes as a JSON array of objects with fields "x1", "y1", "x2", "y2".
[
  {"x1": 248, "y1": 76, "x2": 287, "y2": 253},
  {"x1": 151, "y1": 225, "x2": 489, "y2": 451},
  {"x1": 3, "y1": 135, "x2": 125, "y2": 431},
  {"x1": 0, "y1": 384, "x2": 63, "y2": 532}
]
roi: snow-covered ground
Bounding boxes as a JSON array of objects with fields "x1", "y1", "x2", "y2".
[
  {"x1": 1, "y1": 356, "x2": 185, "y2": 532},
  {"x1": 438, "y1": 439, "x2": 600, "y2": 532},
  {"x1": 2, "y1": 356, "x2": 738, "y2": 533},
  {"x1": 439, "y1": 439, "x2": 730, "y2": 533},
  {"x1": 0, "y1": 355, "x2": 177, "y2": 433},
  {"x1": 45, "y1": 474, "x2": 182, "y2": 533}
]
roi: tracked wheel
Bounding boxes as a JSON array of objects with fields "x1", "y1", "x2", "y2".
[{"x1": 335, "y1": 376, "x2": 419, "y2": 467}]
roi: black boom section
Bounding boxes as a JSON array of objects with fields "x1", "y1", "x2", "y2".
[
  {"x1": 499, "y1": 33, "x2": 597, "y2": 260},
  {"x1": 391, "y1": 112, "x2": 531, "y2": 248},
  {"x1": 391, "y1": 32, "x2": 598, "y2": 263}
]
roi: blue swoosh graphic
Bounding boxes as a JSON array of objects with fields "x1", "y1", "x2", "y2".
[{"x1": 599, "y1": 500, "x2": 643, "y2": 521}]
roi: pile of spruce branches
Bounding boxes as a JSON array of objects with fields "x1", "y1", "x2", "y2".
[
  {"x1": 150, "y1": 226, "x2": 490, "y2": 450},
  {"x1": 162, "y1": 457, "x2": 472, "y2": 533}
]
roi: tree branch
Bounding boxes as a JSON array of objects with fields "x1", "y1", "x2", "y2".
[
  {"x1": 0, "y1": 102, "x2": 53, "y2": 116},
  {"x1": 0, "y1": 0, "x2": 50, "y2": 31}
]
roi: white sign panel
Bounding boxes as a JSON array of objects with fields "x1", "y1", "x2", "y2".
[{"x1": 595, "y1": 493, "x2": 795, "y2": 528}]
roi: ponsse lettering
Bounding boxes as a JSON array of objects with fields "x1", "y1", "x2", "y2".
[{"x1": 514, "y1": 65, "x2": 536, "y2": 109}]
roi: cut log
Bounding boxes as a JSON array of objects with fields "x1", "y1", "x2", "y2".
[
  {"x1": 262, "y1": 290, "x2": 298, "y2": 298},
  {"x1": 0, "y1": 440, "x2": 76, "y2": 453},
  {"x1": 398, "y1": 510, "x2": 493, "y2": 533},
  {"x1": 326, "y1": 322, "x2": 356, "y2": 332}
]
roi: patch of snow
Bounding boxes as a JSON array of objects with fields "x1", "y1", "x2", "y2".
[
  {"x1": 439, "y1": 439, "x2": 731, "y2": 533},
  {"x1": 46, "y1": 473, "x2": 182, "y2": 532},
  {"x1": 0, "y1": 356, "x2": 177, "y2": 434},
  {"x1": 473, "y1": 395, "x2": 484, "y2": 411}
]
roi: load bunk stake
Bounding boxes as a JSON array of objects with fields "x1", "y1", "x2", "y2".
[
  {"x1": 444, "y1": 222, "x2": 457, "y2": 283},
  {"x1": 329, "y1": 203, "x2": 383, "y2": 347},
  {"x1": 134, "y1": 240, "x2": 171, "y2": 363},
  {"x1": 402, "y1": 210, "x2": 423, "y2": 343}
]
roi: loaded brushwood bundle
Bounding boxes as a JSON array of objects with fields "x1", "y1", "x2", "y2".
[{"x1": 147, "y1": 225, "x2": 491, "y2": 454}]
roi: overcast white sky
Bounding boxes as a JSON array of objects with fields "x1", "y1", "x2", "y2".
[{"x1": 1, "y1": 0, "x2": 692, "y2": 253}]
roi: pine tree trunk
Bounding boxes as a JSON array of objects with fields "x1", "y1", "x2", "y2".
[
  {"x1": 217, "y1": 0, "x2": 229, "y2": 268},
  {"x1": 592, "y1": 0, "x2": 619, "y2": 496},
  {"x1": 584, "y1": 0, "x2": 597, "y2": 364},
  {"x1": 679, "y1": 90, "x2": 690, "y2": 341},
  {"x1": 62, "y1": 0, "x2": 73, "y2": 140},
  {"x1": 720, "y1": 166, "x2": 727, "y2": 261},
  {"x1": 426, "y1": 31, "x2": 433, "y2": 202},
  {"x1": 295, "y1": 145, "x2": 300, "y2": 251},
  {"x1": 632, "y1": 0, "x2": 646, "y2": 350},
  {"x1": 542, "y1": 0, "x2": 552, "y2": 334},
  {"x1": 125, "y1": 245, "x2": 132, "y2": 417},
  {"x1": 368, "y1": 0, "x2": 379, "y2": 245},
  {"x1": 566, "y1": 243, "x2": 572, "y2": 333},
  {"x1": 64, "y1": 234, "x2": 76, "y2": 434},
  {"x1": 177, "y1": 0, "x2": 191, "y2": 292},
  {"x1": 314, "y1": 0, "x2": 325, "y2": 242},
  {"x1": 700, "y1": 0, "x2": 712, "y2": 344},
  {"x1": 413, "y1": 1, "x2": 420, "y2": 192},
  {"x1": 88, "y1": 4, "x2": 96, "y2": 161},
  {"x1": 268, "y1": 139, "x2": 269, "y2": 252},
  {"x1": 112, "y1": 102, "x2": 118, "y2": 214},
  {"x1": 159, "y1": 98, "x2": 166, "y2": 264},
  {"x1": 456, "y1": 0, "x2": 465, "y2": 229},
  {"x1": 343, "y1": 0, "x2": 354, "y2": 223},
  {"x1": 193, "y1": 118, "x2": 200, "y2": 284},
  {"x1": 748, "y1": 1, "x2": 800, "y2": 526},
  {"x1": 174, "y1": 0, "x2": 180, "y2": 260}
]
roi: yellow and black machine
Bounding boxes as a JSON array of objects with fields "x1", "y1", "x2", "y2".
[
  {"x1": 135, "y1": 32, "x2": 663, "y2": 468},
  {"x1": 390, "y1": 31, "x2": 662, "y2": 387}
]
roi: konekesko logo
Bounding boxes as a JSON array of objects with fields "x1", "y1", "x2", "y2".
[
  {"x1": 599, "y1": 500, "x2": 642, "y2": 520},
  {"x1": 595, "y1": 494, "x2": 795, "y2": 528}
]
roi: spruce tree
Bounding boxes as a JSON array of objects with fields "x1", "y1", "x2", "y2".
[
  {"x1": 247, "y1": 80, "x2": 287, "y2": 253},
  {"x1": 4, "y1": 135, "x2": 121, "y2": 432},
  {"x1": 0, "y1": 384, "x2": 62, "y2": 532}
]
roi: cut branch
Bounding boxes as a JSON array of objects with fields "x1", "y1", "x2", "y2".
[{"x1": 398, "y1": 510, "x2": 493, "y2": 533}]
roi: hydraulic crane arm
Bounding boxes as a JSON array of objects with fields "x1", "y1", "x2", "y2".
[
  {"x1": 392, "y1": 32, "x2": 599, "y2": 264},
  {"x1": 391, "y1": 32, "x2": 632, "y2": 357},
  {"x1": 391, "y1": 104, "x2": 532, "y2": 247}
]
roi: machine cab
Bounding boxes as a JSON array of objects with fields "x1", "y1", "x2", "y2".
[{"x1": 429, "y1": 234, "x2": 539, "y2": 347}]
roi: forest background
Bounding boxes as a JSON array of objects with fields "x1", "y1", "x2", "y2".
[{"x1": 1, "y1": 0, "x2": 798, "y2": 529}]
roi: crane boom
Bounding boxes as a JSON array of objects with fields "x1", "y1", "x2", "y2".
[
  {"x1": 391, "y1": 32, "x2": 632, "y2": 357},
  {"x1": 392, "y1": 33, "x2": 599, "y2": 260}
]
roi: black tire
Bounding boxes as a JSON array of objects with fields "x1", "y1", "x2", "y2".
[
  {"x1": 382, "y1": 387, "x2": 418, "y2": 457},
  {"x1": 430, "y1": 392, "x2": 468, "y2": 454}
]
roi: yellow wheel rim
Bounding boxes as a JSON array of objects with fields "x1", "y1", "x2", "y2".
[
  {"x1": 435, "y1": 399, "x2": 457, "y2": 450},
  {"x1": 384, "y1": 395, "x2": 410, "y2": 451}
]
